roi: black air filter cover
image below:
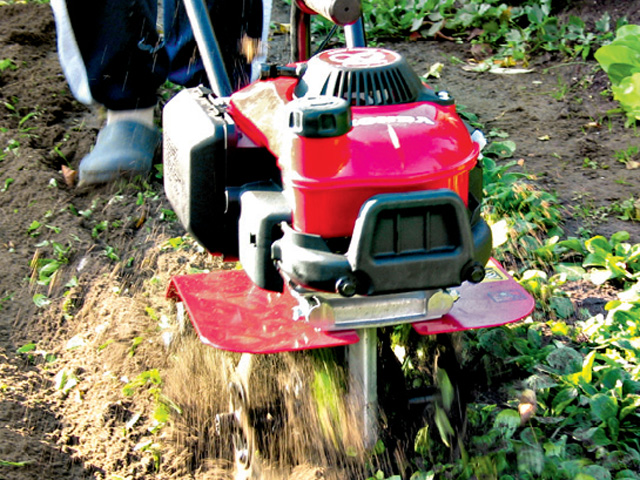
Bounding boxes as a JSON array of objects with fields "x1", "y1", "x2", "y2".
[{"x1": 295, "y1": 47, "x2": 442, "y2": 106}]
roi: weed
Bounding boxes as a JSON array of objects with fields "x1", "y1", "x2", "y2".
[
  {"x1": 17, "y1": 342, "x2": 55, "y2": 364},
  {"x1": 1, "y1": 178, "x2": 14, "y2": 192},
  {"x1": 123, "y1": 369, "x2": 162, "y2": 397},
  {"x1": 0, "y1": 59, "x2": 17, "y2": 71},
  {"x1": 0, "y1": 293, "x2": 13, "y2": 310},
  {"x1": 159, "y1": 208, "x2": 177, "y2": 222},
  {"x1": 614, "y1": 145, "x2": 640, "y2": 168},
  {"x1": 611, "y1": 197, "x2": 640, "y2": 222},
  {"x1": 103, "y1": 245, "x2": 120, "y2": 262},
  {"x1": 0, "y1": 459, "x2": 32, "y2": 467},
  {"x1": 54, "y1": 368, "x2": 79, "y2": 397},
  {"x1": 129, "y1": 336, "x2": 144, "y2": 357}
]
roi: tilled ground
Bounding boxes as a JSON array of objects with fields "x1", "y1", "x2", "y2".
[{"x1": 0, "y1": 1, "x2": 639, "y2": 479}]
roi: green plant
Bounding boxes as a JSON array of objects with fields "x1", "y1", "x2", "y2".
[
  {"x1": 0, "y1": 58, "x2": 17, "y2": 71},
  {"x1": 614, "y1": 145, "x2": 640, "y2": 168},
  {"x1": 103, "y1": 245, "x2": 120, "y2": 262},
  {"x1": 595, "y1": 24, "x2": 640, "y2": 125},
  {"x1": 30, "y1": 242, "x2": 72, "y2": 286},
  {"x1": 519, "y1": 269, "x2": 574, "y2": 320},
  {"x1": 611, "y1": 197, "x2": 640, "y2": 222}
]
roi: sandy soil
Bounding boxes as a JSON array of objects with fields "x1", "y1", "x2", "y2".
[{"x1": 0, "y1": 1, "x2": 639, "y2": 479}]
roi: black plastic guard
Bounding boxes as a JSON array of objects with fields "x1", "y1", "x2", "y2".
[
  {"x1": 348, "y1": 189, "x2": 490, "y2": 294},
  {"x1": 273, "y1": 189, "x2": 492, "y2": 296}
]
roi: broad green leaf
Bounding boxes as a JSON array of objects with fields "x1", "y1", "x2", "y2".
[
  {"x1": 617, "y1": 24, "x2": 640, "y2": 40},
  {"x1": 606, "y1": 255, "x2": 631, "y2": 279},
  {"x1": 550, "y1": 321, "x2": 570, "y2": 336},
  {"x1": 601, "y1": 367, "x2": 625, "y2": 390},
  {"x1": 555, "y1": 263, "x2": 586, "y2": 281},
  {"x1": 484, "y1": 140, "x2": 516, "y2": 158},
  {"x1": 595, "y1": 44, "x2": 640, "y2": 81},
  {"x1": 493, "y1": 409, "x2": 520, "y2": 439},
  {"x1": 611, "y1": 231, "x2": 631, "y2": 244},
  {"x1": 543, "y1": 435, "x2": 567, "y2": 457},
  {"x1": 585, "y1": 236, "x2": 613, "y2": 255},
  {"x1": 583, "y1": 465, "x2": 612, "y2": 480},
  {"x1": 592, "y1": 426, "x2": 611, "y2": 447},
  {"x1": 547, "y1": 347, "x2": 583, "y2": 375},
  {"x1": 516, "y1": 444, "x2": 544, "y2": 475},
  {"x1": 566, "y1": 350, "x2": 596, "y2": 385},
  {"x1": 606, "y1": 416, "x2": 620, "y2": 442},
  {"x1": 557, "y1": 238, "x2": 586, "y2": 255},
  {"x1": 552, "y1": 387, "x2": 578, "y2": 414},
  {"x1": 613, "y1": 73, "x2": 640, "y2": 120},
  {"x1": 590, "y1": 394, "x2": 618, "y2": 422},
  {"x1": 620, "y1": 396, "x2": 640, "y2": 420},
  {"x1": 550, "y1": 296, "x2": 574, "y2": 319},
  {"x1": 520, "y1": 427, "x2": 543, "y2": 447},
  {"x1": 616, "y1": 469, "x2": 640, "y2": 480}
]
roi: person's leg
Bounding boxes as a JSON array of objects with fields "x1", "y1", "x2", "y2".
[
  {"x1": 163, "y1": 0, "x2": 266, "y2": 91},
  {"x1": 51, "y1": 0, "x2": 168, "y2": 110},
  {"x1": 51, "y1": 0, "x2": 164, "y2": 185}
]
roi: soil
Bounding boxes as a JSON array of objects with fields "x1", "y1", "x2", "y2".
[{"x1": 0, "y1": 1, "x2": 639, "y2": 480}]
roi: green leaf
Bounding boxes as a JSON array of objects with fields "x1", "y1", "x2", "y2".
[
  {"x1": 32, "y1": 293, "x2": 50, "y2": 308},
  {"x1": 616, "y1": 470, "x2": 640, "y2": 480},
  {"x1": 493, "y1": 409, "x2": 520, "y2": 439},
  {"x1": 517, "y1": 444, "x2": 544, "y2": 475},
  {"x1": 555, "y1": 263, "x2": 587, "y2": 281},
  {"x1": 611, "y1": 231, "x2": 631, "y2": 244},
  {"x1": 583, "y1": 465, "x2": 612, "y2": 480},
  {"x1": 547, "y1": 346, "x2": 583, "y2": 375},
  {"x1": 543, "y1": 435, "x2": 567, "y2": 457},
  {"x1": 552, "y1": 387, "x2": 578, "y2": 414},
  {"x1": 434, "y1": 406, "x2": 454, "y2": 447},
  {"x1": 484, "y1": 140, "x2": 517, "y2": 158},
  {"x1": 550, "y1": 296, "x2": 574, "y2": 319},
  {"x1": 27, "y1": 220, "x2": 41, "y2": 233},
  {"x1": 589, "y1": 393, "x2": 618, "y2": 423},
  {"x1": 566, "y1": 350, "x2": 596, "y2": 385},
  {"x1": 585, "y1": 235, "x2": 613, "y2": 255},
  {"x1": 613, "y1": 72, "x2": 640, "y2": 120},
  {"x1": 437, "y1": 368, "x2": 454, "y2": 411},
  {"x1": 16, "y1": 343, "x2": 36, "y2": 354},
  {"x1": 0, "y1": 459, "x2": 31, "y2": 467}
]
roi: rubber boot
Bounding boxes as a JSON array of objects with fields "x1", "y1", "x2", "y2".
[{"x1": 78, "y1": 108, "x2": 160, "y2": 186}]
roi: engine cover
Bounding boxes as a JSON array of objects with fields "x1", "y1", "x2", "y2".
[{"x1": 230, "y1": 47, "x2": 481, "y2": 238}]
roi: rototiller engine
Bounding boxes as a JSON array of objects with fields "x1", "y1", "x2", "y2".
[{"x1": 163, "y1": 0, "x2": 534, "y2": 468}]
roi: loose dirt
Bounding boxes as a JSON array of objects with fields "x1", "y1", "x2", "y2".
[{"x1": 0, "y1": 1, "x2": 639, "y2": 479}]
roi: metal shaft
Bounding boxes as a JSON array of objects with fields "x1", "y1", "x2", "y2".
[
  {"x1": 182, "y1": 0, "x2": 233, "y2": 97},
  {"x1": 348, "y1": 328, "x2": 378, "y2": 450},
  {"x1": 345, "y1": 19, "x2": 366, "y2": 47}
]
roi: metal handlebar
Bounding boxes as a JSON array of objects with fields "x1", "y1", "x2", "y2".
[
  {"x1": 182, "y1": 0, "x2": 233, "y2": 97},
  {"x1": 295, "y1": 0, "x2": 361, "y2": 26},
  {"x1": 182, "y1": 0, "x2": 367, "y2": 94}
]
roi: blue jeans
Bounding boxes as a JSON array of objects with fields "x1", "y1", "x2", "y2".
[{"x1": 52, "y1": 0, "x2": 263, "y2": 110}]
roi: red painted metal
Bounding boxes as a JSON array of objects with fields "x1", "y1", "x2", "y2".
[
  {"x1": 411, "y1": 258, "x2": 535, "y2": 336},
  {"x1": 167, "y1": 269, "x2": 360, "y2": 354},
  {"x1": 167, "y1": 259, "x2": 534, "y2": 354},
  {"x1": 229, "y1": 74, "x2": 478, "y2": 238}
]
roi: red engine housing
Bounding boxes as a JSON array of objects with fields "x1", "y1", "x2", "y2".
[{"x1": 229, "y1": 47, "x2": 479, "y2": 238}]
